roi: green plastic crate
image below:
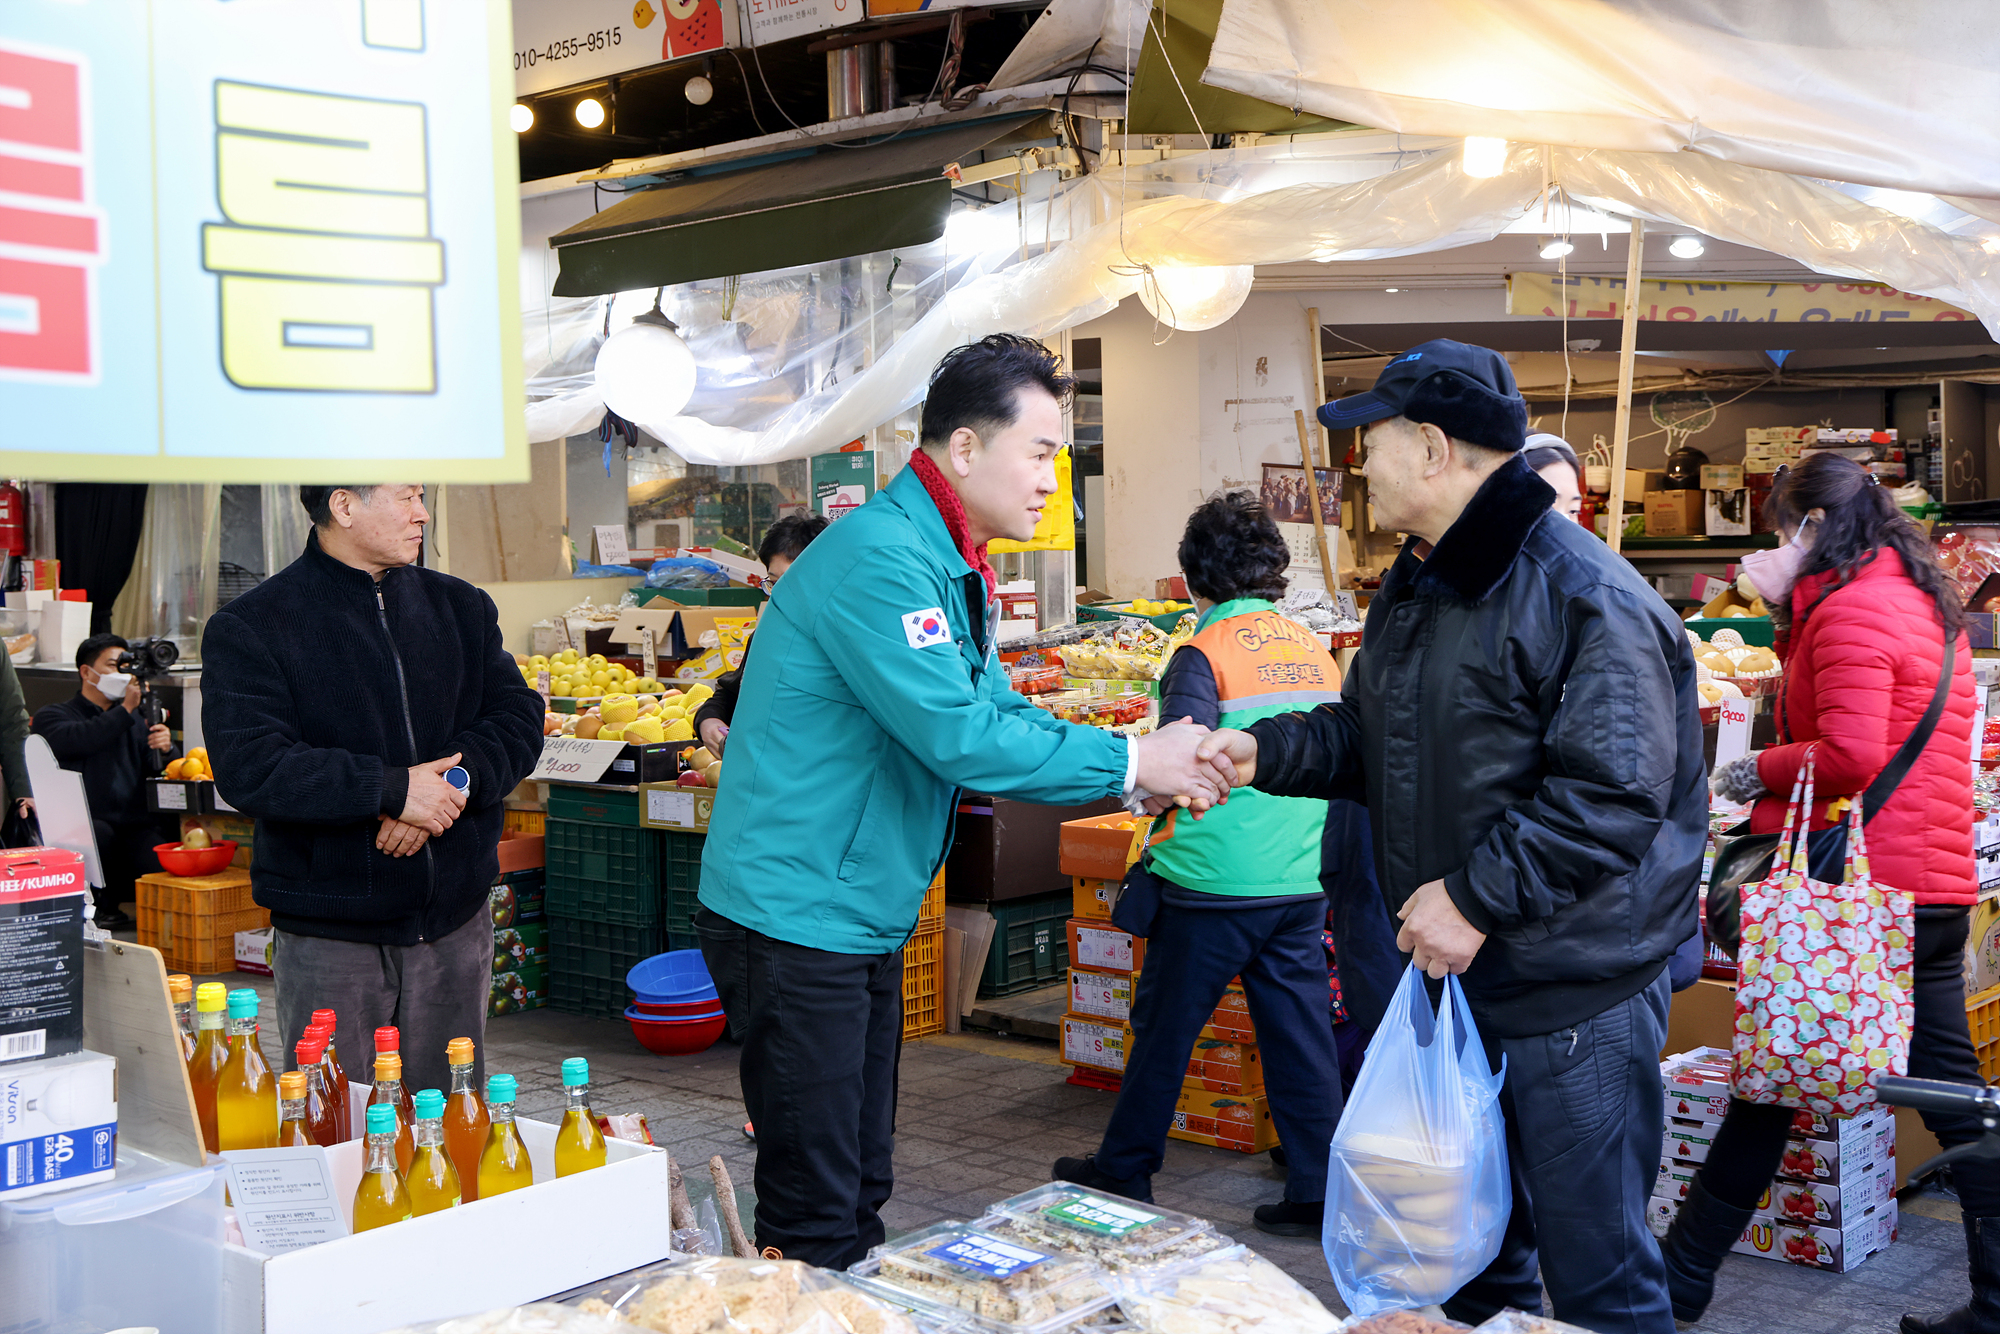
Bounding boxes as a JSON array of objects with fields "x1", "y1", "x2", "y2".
[
  {"x1": 977, "y1": 889, "x2": 1073, "y2": 998},
  {"x1": 659, "y1": 830, "x2": 706, "y2": 933},
  {"x1": 545, "y1": 818, "x2": 664, "y2": 926},
  {"x1": 547, "y1": 785, "x2": 641, "y2": 827},
  {"x1": 548, "y1": 915, "x2": 664, "y2": 1018},
  {"x1": 633, "y1": 586, "x2": 764, "y2": 608}
]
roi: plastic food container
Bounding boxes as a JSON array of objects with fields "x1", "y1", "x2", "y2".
[
  {"x1": 974, "y1": 1183, "x2": 1226, "y2": 1273},
  {"x1": 152, "y1": 840, "x2": 238, "y2": 877},
  {"x1": 625, "y1": 949, "x2": 717, "y2": 1004},
  {"x1": 0, "y1": 1148, "x2": 228, "y2": 1334},
  {"x1": 1007, "y1": 664, "x2": 1065, "y2": 696},
  {"x1": 848, "y1": 1220, "x2": 1116, "y2": 1333},
  {"x1": 624, "y1": 1006, "x2": 726, "y2": 1055}
]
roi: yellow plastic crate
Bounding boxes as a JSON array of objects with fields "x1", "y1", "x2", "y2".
[
  {"x1": 903, "y1": 927, "x2": 945, "y2": 1041},
  {"x1": 917, "y1": 869, "x2": 945, "y2": 933},
  {"x1": 1972, "y1": 984, "x2": 2000, "y2": 1081},
  {"x1": 136, "y1": 867, "x2": 267, "y2": 974}
]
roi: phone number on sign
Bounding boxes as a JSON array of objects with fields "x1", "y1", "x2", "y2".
[{"x1": 515, "y1": 29, "x2": 623, "y2": 68}]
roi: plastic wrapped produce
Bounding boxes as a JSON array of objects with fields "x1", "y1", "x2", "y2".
[
  {"x1": 1108, "y1": 1246, "x2": 1339, "y2": 1332},
  {"x1": 1323, "y1": 967, "x2": 1510, "y2": 1317},
  {"x1": 848, "y1": 1220, "x2": 1117, "y2": 1333},
  {"x1": 976, "y1": 1184, "x2": 1227, "y2": 1274},
  {"x1": 380, "y1": 1304, "x2": 645, "y2": 1334},
  {"x1": 567, "y1": 1255, "x2": 924, "y2": 1334}
]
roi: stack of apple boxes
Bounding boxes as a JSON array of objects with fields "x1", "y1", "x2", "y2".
[
  {"x1": 1652, "y1": 1048, "x2": 1898, "y2": 1273},
  {"x1": 1054, "y1": 814, "x2": 1280, "y2": 1156}
]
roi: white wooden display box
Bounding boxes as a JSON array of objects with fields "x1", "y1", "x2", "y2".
[{"x1": 220, "y1": 1115, "x2": 671, "y2": 1334}]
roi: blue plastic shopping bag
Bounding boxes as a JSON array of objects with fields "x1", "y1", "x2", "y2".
[{"x1": 1323, "y1": 965, "x2": 1510, "y2": 1316}]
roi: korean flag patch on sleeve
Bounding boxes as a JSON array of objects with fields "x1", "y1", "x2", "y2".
[{"x1": 902, "y1": 607, "x2": 952, "y2": 649}]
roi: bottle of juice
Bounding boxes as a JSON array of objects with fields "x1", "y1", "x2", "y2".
[
  {"x1": 168, "y1": 974, "x2": 195, "y2": 1061},
  {"x1": 215, "y1": 988, "x2": 279, "y2": 1151},
  {"x1": 352, "y1": 1103, "x2": 412, "y2": 1233},
  {"x1": 303, "y1": 1022, "x2": 345, "y2": 1140},
  {"x1": 373, "y1": 1027, "x2": 415, "y2": 1124},
  {"x1": 406, "y1": 1088, "x2": 462, "y2": 1216},
  {"x1": 309, "y1": 1010, "x2": 350, "y2": 1137},
  {"x1": 188, "y1": 982, "x2": 230, "y2": 1152},
  {"x1": 369, "y1": 1052, "x2": 415, "y2": 1172},
  {"x1": 442, "y1": 1037, "x2": 488, "y2": 1202},
  {"x1": 294, "y1": 1036, "x2": 340, "y2": 1148},
  {"x1": 554, "y1": 1057, "x2": 607, "y2": 1177},
  {"x1": 277, "y1": 1070, "x2": 313, "y2": 1147},
  {"x1": 477, "y1": 1074, "x2": 533, "y2": 1199}
]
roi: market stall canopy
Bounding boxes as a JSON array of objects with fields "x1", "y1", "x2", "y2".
[
  {"x1": 1201, "y1": 0, "x2": 2000, "y2": 199},
  {"x1": 548, "y1": 115, "x2": 1052, "y2": 297},
  {"x1": 1126, "y1": 0, "x2": 1346, "y2": 136}
]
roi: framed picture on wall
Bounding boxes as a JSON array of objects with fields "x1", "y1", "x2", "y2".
[{"x1": 1260, "y1": 464, "x2": 1342, "y2": 526}]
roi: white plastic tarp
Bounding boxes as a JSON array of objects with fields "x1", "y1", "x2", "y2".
[
  {"x1": 1201, "y1": 0, "x2": 2000, "y2": 200},
  {"x1": 541, "y1": 133, "x2": 2000, "y2": 466}
]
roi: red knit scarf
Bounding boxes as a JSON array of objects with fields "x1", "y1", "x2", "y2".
[{"x1": 908, "y1": 450, "x2": 997, "y2": 595}]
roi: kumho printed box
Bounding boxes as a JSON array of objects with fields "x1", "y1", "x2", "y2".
[{"x1": 0, "y1": 848, "x2": 88, "y2": 1064}]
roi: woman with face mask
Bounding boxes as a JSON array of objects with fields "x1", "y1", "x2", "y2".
[{"x1": 1663, "y1": 453, "x2": 1987, "y2": 1332}]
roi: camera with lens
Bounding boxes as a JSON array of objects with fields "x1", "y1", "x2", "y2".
[{"x1": 115, "y1": 636, "x2": 179, "y2": 681}]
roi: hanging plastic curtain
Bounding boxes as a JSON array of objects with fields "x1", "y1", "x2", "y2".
[
  {"x1": 259, "y1": 484, "x2": 312, "y2": 579},
  {"x1": 110, "y1": 484, "x2": 222, "y2": 659}
]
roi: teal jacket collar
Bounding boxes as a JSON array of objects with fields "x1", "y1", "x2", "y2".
[{"x1": 879, "y1": 464, "x2": 974, "y2": 583}]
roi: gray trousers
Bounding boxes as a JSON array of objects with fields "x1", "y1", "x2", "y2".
[{"x1": 273, "y1": 905, "x2": 491, "y2": 1109}]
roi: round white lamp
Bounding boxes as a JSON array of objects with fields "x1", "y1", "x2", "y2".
[
  {"x1": 1137, "y1": 265, "x2": 1255, "y2": 331},
  {"x1": 595, "y1": 302, "x2": 697, "y2": 424},
  {"x1": 684, "y1": 75, "x2": 714, "y2": 106}
]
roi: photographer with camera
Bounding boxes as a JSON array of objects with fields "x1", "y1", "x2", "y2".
[{"x1": 31, "y1": 632, "x2": 179, "y2": 930}]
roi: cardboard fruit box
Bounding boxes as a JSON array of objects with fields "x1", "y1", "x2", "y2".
[
  {"x1": 1067, "y1": 918, "x2": 1145, "y2": 975},
  {"x1": 1731, "y1": 1200, "x2": 1898, "y2": 1273},
  {"x1": 1071, "y1": 876, "x2": 1115, "y2": 922},
  {"x1": 1057, "y1": 813, "x2": 1153, "y2": 879},
  {"x1": 1061, "y1": 1014, "x2": 1127, "y2": 1074},
  {"x1": 1170, "y1": 1086, "x2": 1277, "y2": 1154},
  {"x1": 1068, "y1": 968, "x2": 1133, "y2": 1023}
]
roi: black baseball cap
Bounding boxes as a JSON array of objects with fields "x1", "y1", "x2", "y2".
[{"x1": 1317, "y1": 339, "x2": 1528, "y2": 453}]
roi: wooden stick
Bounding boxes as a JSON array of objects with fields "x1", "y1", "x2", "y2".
[
  {"x1": 710, "y1": 1155, "x2": 755, "y2": 1257},
  {"x1": 667, "y1": 1153, "x2": 697, "y2": 1234},
  {"x1": 1605, "y1": 217, "x2": 1646, "y2": 554},
  {"x1": 1305, "y1": 306, "x2": 1329, "y2": 467},
  {"x1": 1294, "y1": 410, "x2": 1337, "y2": 596}
]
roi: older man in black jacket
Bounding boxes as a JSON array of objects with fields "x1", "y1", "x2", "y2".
[
  {"x1": 202, "y1": 485, "x2": 543, "y2": 1095},
  {"x1": 1198, "y1": 342, "x2": 1703, "y2": 1334}
]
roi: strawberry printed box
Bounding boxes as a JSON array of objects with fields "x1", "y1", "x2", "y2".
[
  {"x1": 1778, "y1": 1112, "x2": 1896, "y2": 1186},
  {"x1": 1662, "y1": 1049, "x2": 1733, "y2": 1121},
  {"x1": 1731, "y1": 1199, "x2": 1899, "y2": 1273},
  {"x1": 1767, "y1": 1164, "x2": 1896, "y2": 1228},
  {"x1": 1664, "y1": 1118, "x2": 1722, "y2": 1164}
]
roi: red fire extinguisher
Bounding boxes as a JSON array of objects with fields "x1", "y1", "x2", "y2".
[{"x1": 0, "y1": 484, "x2": 24, "y2": 559}]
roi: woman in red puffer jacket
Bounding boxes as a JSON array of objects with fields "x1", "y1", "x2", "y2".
[{"x1": 1662, "y1": 453, "x2": 1988, "y2": 1334}]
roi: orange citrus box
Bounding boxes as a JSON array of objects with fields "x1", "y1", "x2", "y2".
[
  {"x1": 1067, "y1": 918, "x2": 1146, "y2": 975},
  {"x1": 1184, "y1": 1035, "x2": 1263, "y2": 1095},
  {"x1": 1170, "y1": 1085, "x2": 1277, "y2": 1154},
  {"x1": 1071, "y1": 876, "x2": 1115, "y2": 921},
  {"x1": 1058, "y1": 813, "x2": 1152, "y2": 879}
]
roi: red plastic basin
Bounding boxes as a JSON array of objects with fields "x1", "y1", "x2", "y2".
[
  {"x1": 153, "y1": 841, "x2": 238, "y2": 877},
  {"x1": 632, "y1": 996, "x2": 721, "y2": 1017},
  {"x1": 626, "y1": 1008, "x2": 725, "y2": 1055}
]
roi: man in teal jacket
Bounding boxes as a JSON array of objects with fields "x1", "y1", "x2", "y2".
[{"x1": 698, "y1": 335, "x2": 1228, "y2": 1267}]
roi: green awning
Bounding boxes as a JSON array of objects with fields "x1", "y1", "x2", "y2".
[
  {"x1": 549, "y1": 115, "x2": 1049, "y2": 297},
  {"x1": 1129, "y1": 0, "x2": 1349, "y2": 136}
]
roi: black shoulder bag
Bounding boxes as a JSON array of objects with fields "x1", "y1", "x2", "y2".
[{"x1": 1706, "y1": 633, "x2": 1955, "y2": 957}]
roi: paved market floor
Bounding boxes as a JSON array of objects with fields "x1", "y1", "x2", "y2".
[{"x1": 205, "y1": 967, "x2": 1970, "y2": 1330}]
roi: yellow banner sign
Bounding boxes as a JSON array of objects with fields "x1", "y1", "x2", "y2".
[
  {"x1": 990, "y1": 447, "x2": 1075, "y2": 553},
  {"x1": 1506, "y1": 273, "x2": 1977, "y2": 325}
]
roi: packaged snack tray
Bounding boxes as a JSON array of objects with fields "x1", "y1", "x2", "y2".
[
  {"x1": 566, "y1": 1255, "x2": 927, "y2": 1334},
  {"x1": 849, "y1": 1220, "x2": 1117, "y2": 1333},
  {"x1": 977, "y1": 1183, "x2": 1226, "y2": 1273},
  {"x1": 1108, "y1": 1246, "x2": 1339, "y2": 1332},
  {"x1": 382, "y1": 1304, "x2": 644, "y2": 1334},
  {"x1": 1341, "y1": 1313, "x2": 1470, "y2": 1334},
  {"x1": 1471, "y1": 1315, "x2": 1595, "y2": 1334}
]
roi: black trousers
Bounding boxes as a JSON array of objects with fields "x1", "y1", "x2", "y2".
[
  {"x1": 94, "y1": 816, "x2": 170, "y2": 914},
  {"x1": 1697, "y1": 908, "x2": 2000, "y2": 1219},
  {"x1": 1096, "y1": 892, "x2": 1344, "y2": 1200},
  {"x1": 696, "y1": 907, "x2": 904, "y2": 1269},
  {"x1": 1443, "y1": 971, "x2": 1675, "y2": 1334}
]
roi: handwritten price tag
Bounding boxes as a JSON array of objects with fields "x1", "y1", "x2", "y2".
[
  {"x1": 1715, "y1": 697, "x2": 1752, "y2": 767},
  {"x1": 530, "y1": 736, "x2": 629, "y2": 784}
]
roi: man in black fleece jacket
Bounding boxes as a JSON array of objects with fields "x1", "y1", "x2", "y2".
[{"x1": 202, "y1": 484, "x2": 543, "y2": 1095}]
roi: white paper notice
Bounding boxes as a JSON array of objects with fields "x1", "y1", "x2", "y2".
[
  {"x1": 531, "y1": 736, "x2": 629, "y2": 784},
  {"x1": 593, "y1": 524, "x2": 630, "y2": 567},
  {"x1": 1714, "y1": 696, "x2": 1753, "y2": 768},
  {"x1": 222, "y1": 1146, "x2": 351, "y2": 1254}
]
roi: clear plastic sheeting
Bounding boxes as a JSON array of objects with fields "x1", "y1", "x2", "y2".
[
  {"x1": 524, "y1": 293, "x2": 610, "y2": 444},
  {"x1": 531, "y1": 132, "x2": 2000, "y2": 466},
  {"x1": 259, "y1": 483, "x2": 311, "y2": 579},
  {"x1": 1201, "y1": 0, "x2": 2000, "y2": 200},
  {"x1": 110, "y1": 484, "x2": 221, "y2": 659}
]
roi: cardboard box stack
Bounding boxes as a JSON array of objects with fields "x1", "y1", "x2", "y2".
[
  {"x1": 489, "y1": 834, "x2": 547, "y2": 1016},
  {"x1": 1743, "y1": 428, "x2": 1814, "y2": 534},
  {"x1": 1806, "y1": 429, "x2": 1905, "y2": 484},
  {"x1": 1055, "y1": 815, "x2": 1278, "y2": 1151},
  {"x1": 1652, "y1": 1048, "x2": 1898, "y2": 1272}
]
